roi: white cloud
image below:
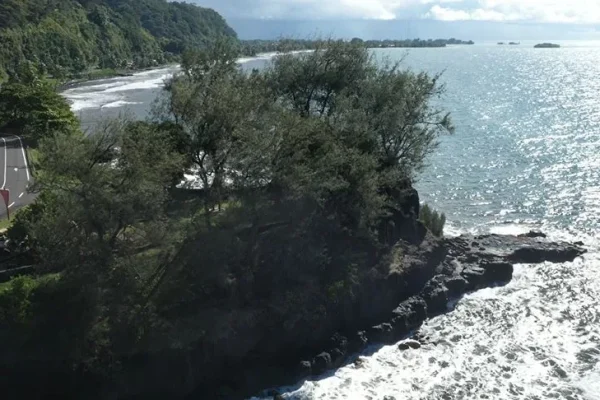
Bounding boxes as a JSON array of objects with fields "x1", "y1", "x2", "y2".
[
  {"x1": 196, "y1": 0, "x2": 600, "y2": 24},
  {"x1": 426, "y1": 5, "x2": 511, "y2": 21},
  {"x1": 424, "y1": 1, "x2": 600, "y2": 23}
]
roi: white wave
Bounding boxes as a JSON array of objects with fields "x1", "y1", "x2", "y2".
[
  {"x1": 101, "y1": 100, "x2": 142, "y2": 109},
  {"x1": 488, "y1": 223, "x2": 533, "y2": 236},
  {"x1": 69, "y1": 94, "x2": 119, "y2": 111},
  {"x1": 102, "y1": 76, "x2": 169, "y2": 93}
]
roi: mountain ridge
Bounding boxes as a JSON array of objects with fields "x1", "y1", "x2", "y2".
[{"x1": 0, "y1": 0, "x2": 236, "y2": 81}]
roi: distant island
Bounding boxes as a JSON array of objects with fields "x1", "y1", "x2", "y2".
[
  {"x1": 241, "y1": 38, "x2": 475, "y2": 56},
  {"x1": 498, "y1": 42, "x2": 505, "y2": 45},
  {"x1": 534, "y1": 43, "x2": 561, "y2": 48},
  {"x1": 509, "y1": 42, "x2": 520, "y2": 45}
]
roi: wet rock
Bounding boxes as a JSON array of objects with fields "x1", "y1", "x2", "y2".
[
  {"x1": 330, "y1": 348, "x2": 345, "y2": 368},
  {"x1": 267, "y1": 390, "x2": 284, "y2": 400},
  {"x1": 296, "y1": 360, "x2": 312, "y2": 379},
  {"x1": 481, "y1": 261, "x2": 513, "y2": 283},
  {"x1": 368, "y1": 323, "x2": 394, "y2": 344},
  {"x1": 312, "y1": 352, "x2": 331, "y2": 375},
  {"x1": 445, "y1": 276, "x2": 468, "y2": 297},
  {"x1": 421, "y1": 276, "x2": 449, "y2": 315},
  {"x1": 413, "y1": 330, "x2": 430, "y2": 344},
  {"x1": 461, "y1": 265, "x2": 486, "y2": 290},
  {"x1": 390, "y1": 314, "x2": 409, "y2": 336},
  {"x1": 393, "y1": 297, "x2": 428, "y2": 329},
  {"x1": 507, "y1": 246, "x2": 583, "y2": 264},
  {"x1": 354, "y1": 357, "x2": 366, "y2": 368},
  {"x1": 398, "y1": 339, "x2": 421, "y2": 350},
  {"x1": 348, "y1": 331, "x2": 368, "y2": 354},
  {"x1": 518, "y1": 230, "x2": 547, "y2": 238}
]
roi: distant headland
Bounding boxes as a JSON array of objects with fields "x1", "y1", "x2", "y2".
[
  {"x1": 534, "y1": 43, "x2": 561, "y2": 48},
  {"x1": 240, "y1": 38, "x2": 475, "y2": 56}
]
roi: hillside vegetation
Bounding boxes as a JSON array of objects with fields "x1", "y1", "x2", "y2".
[{"x1": 0, "y1": 0, "x2": 236, "y2": 81}]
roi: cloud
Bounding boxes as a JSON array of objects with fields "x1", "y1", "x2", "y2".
[
  {"x1": 197, "y1": 0, "x2": 409, "y2": 20},
  {"x1": 426, "y1": 5, "x2": 511, "y2": 21},
  {"x1": 195, "y1": 0, "x2": 600, "y2": 24},
  {"x1": 424, "y1": 1, "x2": 600, "y2": 23}
]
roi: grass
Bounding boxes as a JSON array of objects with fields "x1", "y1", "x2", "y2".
[
  {"x1": 0, "y1": 273, "x2": 61, "y2": 293},
  {"x1": 0, "y1": 206, "x2": 25, "y2": 232},
  {"x1": 26, "y1": 147, "x2": 39, "y2": 173}
]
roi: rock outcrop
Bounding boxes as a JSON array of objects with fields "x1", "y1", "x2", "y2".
[{"x1": 263, "y1": 232, "x2": 585, "y2": 398}]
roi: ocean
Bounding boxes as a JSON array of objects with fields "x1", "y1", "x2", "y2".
[{"x1": 62, "y1": 41, "x2": 600, "y2": 400}]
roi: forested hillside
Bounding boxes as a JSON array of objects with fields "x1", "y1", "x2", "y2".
[{"x1": 0, "y1": 0, "x2": 236, "y2": 81}]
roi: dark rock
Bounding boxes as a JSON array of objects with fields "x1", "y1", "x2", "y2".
[
  {"x1": 390, "y1": 315, "x2": 409, "y2": 336},
  {"x1": 329, "y1": 334, "x2": 348, "y2": 350},
  {"x1": 574, "y1": 241, "x2": 584, "y2": 246},
  {"x1": 398, "y1": 340, "x2": 421, "y2": 350},
  {"x1": 330, "y1": 347, "x2": 345, "y2": 368},
  {"x1": 445, "y1": 276, "x2": 468, "y2": 297},
  {"x1": 507, "y1": 246, "x2": 582, "y2": 264},
  {"x1": 267, "y1": 390, "x2": 284, "y2": 400},
  {"x1": 368, "y1": 323, "x2": 394, "y2": 344},
  {"x1": 481, "y1": 261, "x2": 513, "y2": 283},
  {"x1": 421, "y1": 276, "x2": 449, "y2": 315},
  {"x1": 518, "y1": 230, "x2": 547, "y2": 238},
  {"x1": 348, "y1": 331, "x2": 368, "y2": 353},
  {"x1": 461, "y1": 265, "x2": 486, "y2": 290},
  {"x1": 312, "y1": 353, "x2": 331, "y2": 376},
  {"x1": 354, "y1": 357, "x2": 366, "y2": 368},
  {"x1": 393, "y1": 297, "x2": 428, "y2": 329},
  {"x1": 296, "y1": 361, "x2": 312, "y2": 379}
]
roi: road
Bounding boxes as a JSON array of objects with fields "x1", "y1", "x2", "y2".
[{"x1": 0, "y1": 135, "x2": 35, "y2": 219}]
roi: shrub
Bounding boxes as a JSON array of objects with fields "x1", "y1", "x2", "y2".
[{"x1": 419, "y1": 203, "x2": 446, "y2": 237}]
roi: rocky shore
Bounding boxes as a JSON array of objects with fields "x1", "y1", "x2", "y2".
[{"x1": 257, "y1": 231, "x2": 586, "y2": 399}]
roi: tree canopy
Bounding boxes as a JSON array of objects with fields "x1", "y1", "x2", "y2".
[
  {"x1": 0, "y1": 64, "x2": 80, "y2": 143},
  {"x1": 1, "y1": 40, "x2": 453, "y2": 398}
]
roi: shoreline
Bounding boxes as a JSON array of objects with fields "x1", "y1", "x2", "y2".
[
  {"x1": 239, "y1": 231, "x2": 586, "y2": 399},
  {"x1": 57, "y1": 43, "x2": 469, "y2": 92},
  {"x1": 57, "y1": 64, "x2": 180, "y2": 92}
]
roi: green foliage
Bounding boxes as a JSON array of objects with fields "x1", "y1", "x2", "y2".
[
  {"x1": 2, "y1": 38, "x2": 454, "y2": 396},
  {"x1": 0, "y1": 275, "x2": 37, "y2": 324},
  {"x1": 154, "y1": 39, "x2": 453, "y2": 313},
  {"x1": 0, "y1": 0, "x2": 237, "y2": 81},
  {"x1": 419, "y1": 203, "x2": 446, "y2": 237},
  {"x1": 0, "y1": 68, "x2": 80, "y2": 143},
  {"x1": 14, "y1": 118, "x2": 183, "y2": 274}
]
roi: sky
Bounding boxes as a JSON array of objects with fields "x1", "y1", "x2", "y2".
[
  {"x1": 192, "y1": 0, "x2": 600, "y2": 40},
  {"x1": 195, "y1": 0, "x2": 600, "y2": 23}
]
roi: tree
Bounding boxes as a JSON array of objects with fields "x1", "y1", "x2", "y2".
[
  {"x1": 0, "y1": 66, "x2": 79, "y2": 143},
  {"x1": 156, "y1": 38, "x2": 273, "y2": 225},
  {"x1": 14, "y1": 118, "x2": 183, "y2": 273}
]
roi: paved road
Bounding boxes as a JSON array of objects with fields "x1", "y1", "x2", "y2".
[{"x1": 0, "y1": 135, "x2": 35, "y2": 219}]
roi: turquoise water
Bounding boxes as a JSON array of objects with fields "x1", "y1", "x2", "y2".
[{"x1": 63, "y1": 43, "x2": 600, "y2": 399}]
